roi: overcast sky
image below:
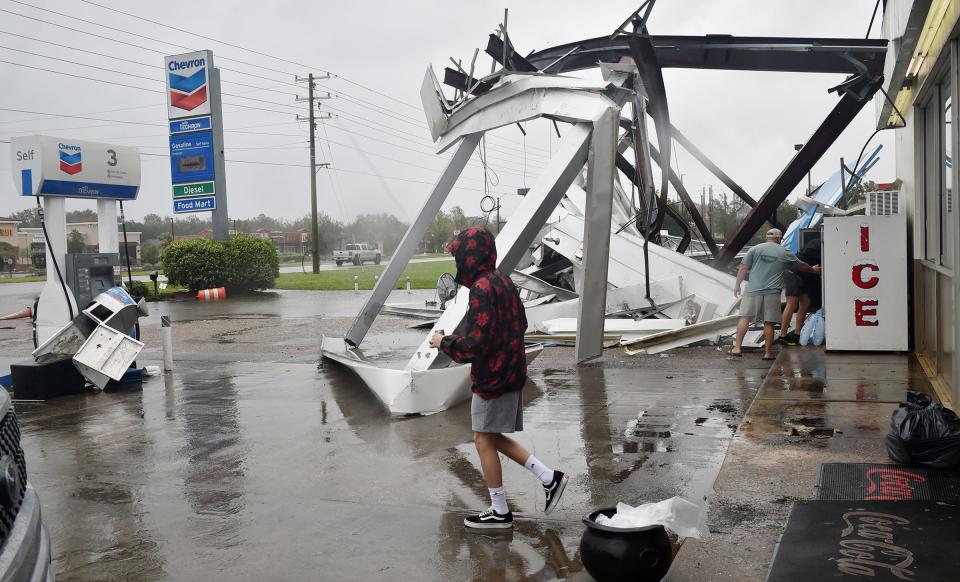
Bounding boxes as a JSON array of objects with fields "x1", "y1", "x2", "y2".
[{"x1": 0, "y1": 0, "x2": 893, "y2": 224}]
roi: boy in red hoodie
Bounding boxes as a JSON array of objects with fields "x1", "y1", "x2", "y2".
[{"x1": 429, "y1": 227, "x2": 568, "y2": 529}]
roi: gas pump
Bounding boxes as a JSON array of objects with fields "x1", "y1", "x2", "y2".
[
  {"x1": 9, "y1": 135, "x2": 140, "y2": 345},
  {"x1": 65, "y1": 252, "x2": 122, "y2": 310},
  {"x1": 8, "y1": 135, "x2": 143, "y2": 398}
]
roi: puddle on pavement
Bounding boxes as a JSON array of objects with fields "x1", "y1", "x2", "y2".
[{"x1": 16, "y1": 350, "x2": 763, "y2": 580}]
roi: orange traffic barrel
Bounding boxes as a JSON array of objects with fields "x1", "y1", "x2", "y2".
[{"x1": 197, "y1": 287, "x2": 227, "y2": 302}]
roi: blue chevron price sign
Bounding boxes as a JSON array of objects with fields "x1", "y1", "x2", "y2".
[{"x1": 165, "y1": 49, "x2": 226, "y2": 220}]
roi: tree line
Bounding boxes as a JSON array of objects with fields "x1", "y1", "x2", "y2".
[
  {"x1": 7, "y1": 207, "x2": 484, "y2": 257},
  {"x1": 10, "y1": 188, "x2": 828, "y2": 260}
]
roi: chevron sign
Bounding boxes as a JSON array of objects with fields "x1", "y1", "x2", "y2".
[
  {"x1": 165, "y1": 51, "x2": 213, "y2": 119},
  {"x1": 58, "y1": 143, "x2": 82, "y2": 175}
]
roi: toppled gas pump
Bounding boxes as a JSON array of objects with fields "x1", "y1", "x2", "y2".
[{"x1": 33, "y1": 286, "x2": 148, "y2": 390}]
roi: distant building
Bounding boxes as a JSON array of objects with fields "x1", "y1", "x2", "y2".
[
  {"x1": 0, "y1": 218, "x2": 141, "y2": 268},
  {"x1": 275, "y1": 229, "x2": 309, "y2": 253}
]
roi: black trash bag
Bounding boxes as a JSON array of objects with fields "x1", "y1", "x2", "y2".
[{"x1": 885, "y1": 391, "x2": 960, "y2": 469}]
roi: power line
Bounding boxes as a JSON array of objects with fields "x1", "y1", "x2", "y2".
[
  {"x1": 0, "y1": 54, "x2": 306, "y2": 124},
  {"x1": 0, "y1": 6, "x2": 301, "y2": 92},
  {"x1": 74, "y1": 0, "x2": 327, "y2": 75},
  {"x1": 0, "y1": 59, "x2": 158, "y2": 93},
  {"x1": 7, "y1": 0, "x2": 301, "y2": 78},
  {"x1": 65, "y1": 0, "x2": 550, "y2": 155},
  {"x1": 0, "y1": 100, "x2": 535, "y2": 180},
  {"x1": 326, "y1": 109, "x2": 546, "y2": 169},
  {"x1": 0, "y1": 11, "x2": 536, "y2": 196},
  {"x1": 139, "y1": 135, "x2": 527, "y2": 186},
  {"x1": 137, "y1": 150, "x2": 515, "y2": 195},
  {"x1": 0, "y1": 28, "x2": 299, "y2": 99},
  {"x1": 323, "y1": 120, "x2": 539, "y2": 177},
  {"x1": 0, "y1": 42, "x2": 165, "y2": 84},
  {"x1": 0, "y1": 100, "x2": 160, "y2": 127},
  {"x1": 0, "y1": 6, "x2": 544, "y2": 160},
  {"x1": 0, "y1": 33, "x2": 539, "y2": 165}
]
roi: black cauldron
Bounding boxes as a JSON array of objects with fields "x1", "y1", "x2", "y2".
[{"x1": 580, "y1": 508, "x2": 673, "y2": 582}]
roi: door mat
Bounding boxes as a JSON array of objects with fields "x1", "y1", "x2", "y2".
[
  {"x1": 766, "y1": 500, "x2": 960, "y2": 582},
  {"x1": 814, "y1": 463, "x2": 960, "y2": 501}
]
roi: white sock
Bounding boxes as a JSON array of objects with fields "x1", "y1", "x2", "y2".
[
  {"x1": 525, "y1": 455, "x2": 555, "y2": 485},
  {"x1": 489, "y1": 486, "x2": 509, "y2": 514}
]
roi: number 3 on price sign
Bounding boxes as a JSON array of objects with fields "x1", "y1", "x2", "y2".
[{"x1": 107, "y1": 149, "x2": 117, "y2": 167}]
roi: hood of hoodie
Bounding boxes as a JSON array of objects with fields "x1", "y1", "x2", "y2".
[{"x1": 447, "y1": 227, "x2": 497, "y2": 287}]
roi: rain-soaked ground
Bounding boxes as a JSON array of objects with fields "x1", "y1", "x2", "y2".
[{"x1": 2, "y1": 289, "x2": 771, "y2": 580}]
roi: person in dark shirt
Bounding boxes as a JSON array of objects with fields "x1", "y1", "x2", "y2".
[
  {"x1": 779, "y1": 237, "x2": 823, "y2": 344},
  {"x1": 429, "y1": 227, "x2": 568, "y2": 529}
]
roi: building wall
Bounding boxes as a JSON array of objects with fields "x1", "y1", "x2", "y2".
[
  {"x1": 884, "y1": 0, "x2": 960, "y2": 406},
  {"x1": 0, "y1": 223, "x2": 142, "y2": 267}
]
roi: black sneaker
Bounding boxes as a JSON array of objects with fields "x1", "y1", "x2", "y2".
[
  {"x1": 464, "y1": 508, "x2": 513, "y2": 529},
  {"x1": 543, "y1": 471, "x2": 569, "y2": 514}
]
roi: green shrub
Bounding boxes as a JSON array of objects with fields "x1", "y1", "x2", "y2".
[
  {"x1": 161, "y1": 236, "x2": 278, "y2": 292},
  {"x1": 161, "y1": 238, "x2": 226, "y2": 291},
  {"x1": 223, "y1": 236, "x2": 279, "y2": 291},
  {"x1": 124, "y1": 280, "x2": 150, "y2": 301}
]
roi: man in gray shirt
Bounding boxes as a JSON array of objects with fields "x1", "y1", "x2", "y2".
[{"x1": 730, "y1": 228, "x2": 820, "y2": 359}]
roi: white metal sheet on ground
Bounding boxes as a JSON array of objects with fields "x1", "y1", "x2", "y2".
[
  {"x1": 622, "y1": 314, "x2": 740, "y2": 355},
  {"x1": 534, "y1": 318, "x2": 684, "y2": 335},
  {"x1": 524, "y1": 281, "x2": 681, "y2": 326},
  {"x1": 823, "y1": 215, "x2": 908, "y2": 351},
  {"x1": 382, "y1": 304, "x2": 445, "y2": 320},
  {"x1": 543, "y1": 215, "x2": 738, "y2": 323},
  {"x1": 321, "y1": 337, "x2": 544, "y2": 415}
]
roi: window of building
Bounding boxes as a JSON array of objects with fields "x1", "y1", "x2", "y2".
[
  {"x1": 924, "y1": 89, "x2": 941, "y2": 262},
  {"x1": 942, "y1": 86, "x2": 953, "y2": 269}
]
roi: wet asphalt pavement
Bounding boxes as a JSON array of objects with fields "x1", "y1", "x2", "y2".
[{"x1": 2, "y1": 286, "x2": 769, "y2": 580}]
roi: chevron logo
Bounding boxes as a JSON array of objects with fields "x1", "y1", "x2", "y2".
[
  {"x1": 168, "y1": 67, "x2": 208, "y2": 112},
  {"x1": 169, "y1": 68, "x2": 206, "y2": 93},
  {"x1": 170, "y1": 85, "x2": 208, "y2": 111},
  {"x1": 58, "y1": 144, "x2": 82, "y2": 175}
]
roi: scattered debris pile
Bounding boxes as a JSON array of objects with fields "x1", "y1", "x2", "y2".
[{"x1": 323, "y1": 5, "x2": 888, "y2": 415}]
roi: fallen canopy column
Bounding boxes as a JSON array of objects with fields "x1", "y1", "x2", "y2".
[
  {"x1": 714, "y1": 75, "x2": 883, "y2": 268},
  {"x1": 344, "y1": 133, "x2": 481, "y2": 347},
  {"x1": 407, "y1": 122, "x2": 594, "y2": 372},
  {"x1": 577, "y1": 107, "x2": 619, "y2": 363}
]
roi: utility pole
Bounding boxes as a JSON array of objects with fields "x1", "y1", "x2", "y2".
[
  {"x1": 708, "y1": 185, "x2": 714, "y2": 236},
  {"x1": 296, "y1": 73, "x2": 332, "y2": 273}
]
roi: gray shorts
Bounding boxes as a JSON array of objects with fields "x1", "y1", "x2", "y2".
[
  {"x1": 472, "y1": 390, "x2": 523, "y2": 433},
  {"x1": 740, "y1": 292, "x2": 782, "y2": 323}
]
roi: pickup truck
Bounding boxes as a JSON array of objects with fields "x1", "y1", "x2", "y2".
[{"x1": 333, "y1": 243, "x2": 381, "y2": 266}]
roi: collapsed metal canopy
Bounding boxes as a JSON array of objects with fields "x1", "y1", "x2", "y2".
[
  {"x1": 324, "y1": 6, "x2": 889, "y2": 415},
  {"x1": 525, "y1": 35, "x2": 888, "y2": 75}
]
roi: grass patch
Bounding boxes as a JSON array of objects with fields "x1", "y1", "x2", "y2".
[
  {"x1": 147, "y1": 284, "x2": 187, "y2": 300},
  {"x1": 0, "y1": 276, "x2": 46, "y2": 284},
  {"x1": 274, "y1": 259, "x2": 456, "y2": 291}
]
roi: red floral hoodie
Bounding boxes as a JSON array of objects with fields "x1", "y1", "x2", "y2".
[{"x1": 439, "y1": 227, "x2": 527, "y2": 399}]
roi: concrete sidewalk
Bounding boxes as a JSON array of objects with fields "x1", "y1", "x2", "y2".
[{"x1": 667, "y1": 348, "x2": 936, "y2": 581}]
